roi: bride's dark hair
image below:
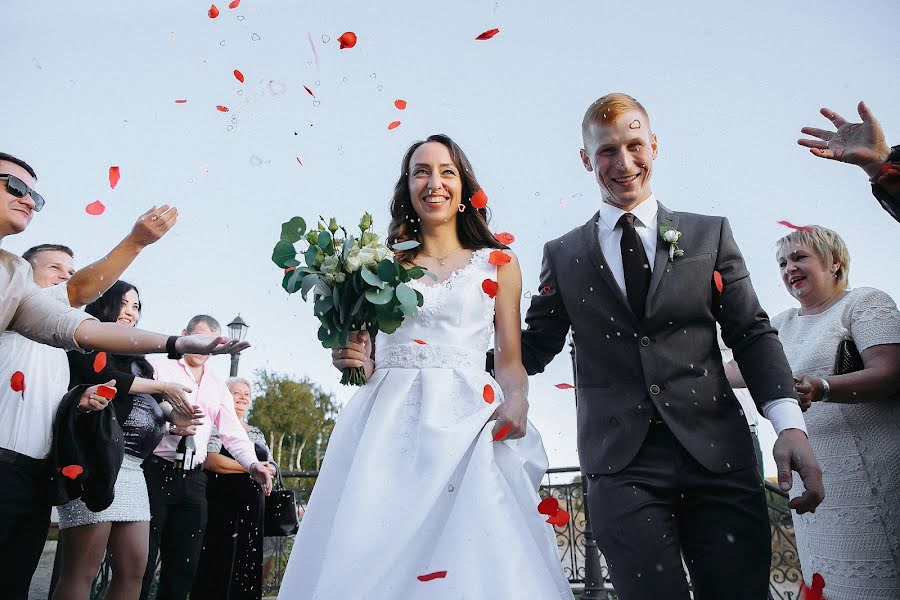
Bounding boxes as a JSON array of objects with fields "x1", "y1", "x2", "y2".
[{"x1": 387, "y1": 134, "x2": 507, "y2": 264}]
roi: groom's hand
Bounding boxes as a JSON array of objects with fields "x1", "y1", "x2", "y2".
[
  {"x1": 773, "y1": 428, "x2": 824, "y2": 514},
  {"x1": 332, "y1": 331, "x2": 374, "y2": 379}
]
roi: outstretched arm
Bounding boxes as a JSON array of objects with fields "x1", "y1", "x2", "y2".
[
  {"x1": 66, "y1": 205, "x2": 177, "y2": 307},
  {"x1": 73, "y1": 322, "x2": 250, "y2": 356},
  {"x1": 797, "y1": 101, "x2": 890, "y2": 177},
  {"x1": 490, "y1": 250, "x2": 528, "y2": 441},
  {"x1": 520, "y1": 243, "x2": 572, "y2": 375}
]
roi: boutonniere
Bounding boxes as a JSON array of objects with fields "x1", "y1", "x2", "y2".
[{"x1": 658, "y1": 222, "x2": 684, "y2": 261}]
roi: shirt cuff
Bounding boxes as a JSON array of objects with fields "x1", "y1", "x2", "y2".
[{"x1": 761, "y1": 398, "x2": 807, "y2": 435}]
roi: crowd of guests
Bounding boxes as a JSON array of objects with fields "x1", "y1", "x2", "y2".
[{"x1": 0, "y1": 96, "x2": 897, "y2": 600}]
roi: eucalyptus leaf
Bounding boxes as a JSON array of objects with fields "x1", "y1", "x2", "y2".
[
  {"x1": 397, "y1": 264, "x2": 410, "y2": 283},
  {"x1": 399, "y1": 302, "x2": 418, "y2": 318},
  {"x1": 272, "y1": 240, "x2": 298, "y2": 268},
  {"x1": 300, "y1": 274, "x2": 320, "y2": 301},
  {"x1": 414, "y1": 289, "x2": 424, "y2": 307},
  {"x1": 282, "y1": 269, "x2": 304, "y2": 294},
  {"x1": 365, "y1": 285, "x2": 394, "y2": 305},
  {"x1": 315, "y1": 278, "x2": 333, "y2": 297},
  {"x1": 360, "y1": 267, "x2": 385, "y2": 289},
  {"x1": 332, "y1": 284, "x2": 342, "y2": 321},
  {"x1": 318, "y1": 230, "x2": 333, "y2": 253},
  {"x1": 349, "y1": 292, "x2": 367, "y2": 318},
  {"x1": 391, "y1": 239, "x2": 420, "y2": 251},
  {"x1": 314, "y1": 295, "x2": 333, "y2": 316},
  {"x1": 421, "y1": 268, "x2": 438, "y2": 282},
  {"x1": 304, "y1": 246, "x2": 320, "y2": 268},
  {"x1": 280, "y1": 217, "x2": 307, "y2": 243},
  {"x1": 395, "y1": 282, "x2": 417, "y2": 307},
  {"x1": 406, "y1": 266, "x2": 425, "y2": 280},
  {"x1": 376, "y1": 305, "x2": 404, "y2": 333},
  {"x1": 317, "y1": 322, "x2": 340, "y2": 348},
  {"x1": 342, "y1": 235, "x2": 356, "y2": 261},
  {"x1": 378, "y1": 259, "x2": 396, "y2": 284}
]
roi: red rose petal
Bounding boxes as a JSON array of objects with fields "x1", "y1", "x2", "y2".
[
  {"x1": 296, "y1": 157, "x2": 303, "y2": 166},
  {"x1": 488, "y1": 250, "x2": 511, "y2": 266},
  {"x1": 388, "y1": 121, "x2": 401, "y2": 131},
  {"x1": 96, "y1": 385, "x2": 116, "y2": 399},
  {"x1": 93, "y1": 352, "x2": 107, "y2": 373},
  {"x1": 304, "y1": 85, "x2": 315, "y2": 97},
  {"x1": 284, "y1": 267, "x2": 297, "y2": 274},
  {"x1": 412, "y1": 339, "x2": 427, "y2": 345},
  {"x1": 228, "y1": 0, "x2": 240, "y2": 8},
  {"x1": 10, "y1": 371, "x2": 25, "y2": 393},
  {"x1": 777, "y1": 220, "x2": 812, "y2": 231},
  {"x1": 216, "y1": 105, "x2": 230, "y2": 112},
  {"x1": 470, "y1": 188, "x2": 488, "y2": 209},
  {"x1": 482, "y1": 384, "x2": 495, "y2": 404},
  {"x1": 85, "y1": 200, "x2": 106, "y2": 215},
  {"x1": 417, "y1": 571, "x2": 447, "y2": 582},
  {"x1": 394, "y1": 99, "x2": 407, "y2": 110},
  {"x1": 494, "y1": 231, "x2": 515, "y2": 245},
  {"x1": 234, "y1": 69, "x2": 245, "y2": 83},
  {"x1": 108, "y1": 166, "x2": 120, "y2": 190},
  {"x1": 174, "y1": 99, "x2": 188, "y2": 103},
  {"x1": 337, "y1": 31, "x2": 357, "y2": 49},
  {"x1": 492, "y1": 424, "x2": 512, "y2": 442},
  {"x1": 546, "y1": 509, "x2": 570, "y2": 527},
  {"x1": 475, "y1": 28, "x2": 500, "y2": 40},
  {"x1": 541, "y1": 285, "x2": 552, "y2": 295},
  {"x1": 208, "y1": 4, "x2": 219, "y2": 18},
  {"x1": 61, "y1": 464, "x2": 84, "y2": 479},
  {"x1": 481, "y1": 279, "x2": 499, "y2": 299},
  {"x1": 713, "y1": 270, "x2": 724, "y2": 294},
  {"x1": 537, "y1": 497, "x2": 559, "y2": 515},
  {"x1": 555, "y1": 383, "x2": 575, "y2": 390}
]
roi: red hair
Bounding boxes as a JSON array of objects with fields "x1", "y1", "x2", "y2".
[{"x1": 581, "y1": 93, "x2": 650, "y2": 143}]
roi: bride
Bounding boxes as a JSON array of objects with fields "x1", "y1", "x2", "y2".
[{"x1": 277, "y1": 134, "x2": 573, "y2": 599}]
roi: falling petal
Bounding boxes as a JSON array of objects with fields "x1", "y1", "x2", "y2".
[
  {"x1": 97, "y1": 385, "x2": 116, "y2": 399},
  {"x1": 488, "y1": 250, "x2": 511, "y2": 266},
  {"x1": 417, "y1": 571, "x2": 447, "y2": 582},
  {"x1": 388, "y1": 121, "x2": 401, "y2": 131},
  {"x1": 470, "y1": 188, "x2": 488, "y2": 209},
  {"x1": 412, "y1": 339, "x2": 427, "y2": 345},
  {"x1": 777, "y1": 220, "x2": 812, "y2": 231},
  {"x1": 93, "y1": 352, "x2": 107, "y2": 373},
  {"x1": 554, "y1": 383, "x2": 575, "y2": 390},
  {"x1": 304, "y1": 85, "x2": 315, "y2": 97},
  {"x1": 85, "y1": 200, "x2": 106, "y2": 215},
  {"x1": 494, "y1": 232, "x2": 515, "y2": 245},
  {"x1": 108, "y1": 166, "x2": 120, "y2": 190},
  {"x1": 174, "y1": 99, "x2": 187, "y2": 103},
  {"x1": 234, "y1": 69, "x2": 245, "y2": 83},
  {"x1": 492, "y1": 424, "x2": 512, "y2": 441},
  {"x1": 216, "y1": 105, "x2": 230, "y2": 112},
  {"x1": 337, "y1": 31, "x2": 357, "y2": 49},
  {"x1": 61, "y1": 465, "x2": 84, "y2": 479},
  {"x1": 537, "y1": 497, "x2": 559, "y2": 515},
  {"x1": 394, "y1": 99, "x2": 407, "y2": 110},
  {"x1": 541, "y1": 285, "x2": 552, "y2": 295},
  {"x1": 228, "y1": 0, "x2": 240, "y2": 7},
  {"x1": 296, "y1": 157, "x2": 303, "y2": 166},
  {"x1": 482, "y1": 385, "x2": 495, "y2": 404},
  {"x1": 546, "y1": 509, "x2": 570, "y2": 527},
  {"x1": 713, "y1": 271, "x2": 724, "y2": 294},
  {"x1": 475, "y1": 28, "x2": 500, "y2": 40},
  {"x1": 482, "y1": 279, "x2": 499, "y2": 299},
  {"x1": 208, "y1": 4, "x2": 219, "y2": 18}
]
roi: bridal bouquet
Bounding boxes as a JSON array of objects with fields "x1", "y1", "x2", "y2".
[{"x1": 272, "y1": 213, "x2": 427, "y2": 385}]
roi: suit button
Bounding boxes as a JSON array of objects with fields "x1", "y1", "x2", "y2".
[
  {"x1": 649, "y1": 384, "x2": 661, "y2": 395},
  {"x1": 640, "y1": 336, "x2": 651, "y2": 347},
  {"x1": 608, "y1": 417, "x2": 619, "y2": 427}
]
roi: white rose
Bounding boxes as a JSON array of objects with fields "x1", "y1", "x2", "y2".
[
  {"x1": 344, "y1": 252, "x2": 362, "y2": 273},
  {"x1": 321, "y1": 255, "x2": 340, "y2": 274},
  {"x1": 358, "y1": 247, "x2": 379, "y2": 267},
  {"x1": 374, "y1": 246, "x2": 392, "y2": 262},
  {"x1": 663, "y1": 230, "x2": 680, "y2": 243}
]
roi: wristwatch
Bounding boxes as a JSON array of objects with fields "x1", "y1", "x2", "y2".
[
  {"x1": 819, "y1": 377, "x2": 831, "y2": 402},
  {"x1": 166, "y1": 335, "x2": 184, "y2": 360},
  {"x1": 168, "y1": 422, "x2": 179, "y2": 435}
]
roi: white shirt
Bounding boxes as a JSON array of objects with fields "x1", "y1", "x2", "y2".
[
  {"x1": 0, "y1": 284, "x2": 73, "y2": 458},
  {"x1": 595, "y1": 195, "x2": 806, "y2": 435}
]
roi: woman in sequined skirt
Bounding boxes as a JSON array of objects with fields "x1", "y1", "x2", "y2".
[{"x1": 53, "y1": 281, "x2": 203, "y2": 600}]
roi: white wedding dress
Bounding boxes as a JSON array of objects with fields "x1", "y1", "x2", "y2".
[{"x1": 278, "y1": 248, "x2": 573, "y2": 599}]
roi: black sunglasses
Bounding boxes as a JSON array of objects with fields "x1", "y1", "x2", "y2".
[{"x1": 0, "y1": 174, "x2": 45, "y2": 212}]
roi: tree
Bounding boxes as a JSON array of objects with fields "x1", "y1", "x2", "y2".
[{"x1": 247, "y1": 370, "x2": 338, "y2": 473}]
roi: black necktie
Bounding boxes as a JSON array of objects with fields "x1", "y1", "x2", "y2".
[{"x1": 619, "y1": 213, "x2": 651, "y2": 320}]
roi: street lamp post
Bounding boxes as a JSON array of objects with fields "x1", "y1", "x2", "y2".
[{"x1": 227, "y1": 314, "x2": 249, "y2": 377}]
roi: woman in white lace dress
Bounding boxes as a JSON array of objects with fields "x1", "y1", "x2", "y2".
[
  {"x1": 277, "y1": 135, "x2": 573, "y2": 599},
  {"x1": 771, "y1": 225, "x2": 900, "y2": 599}
]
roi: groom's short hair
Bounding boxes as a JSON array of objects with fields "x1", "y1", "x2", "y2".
[{"x1": 581, "y1": 93, "x2": 651, "y2": 143}]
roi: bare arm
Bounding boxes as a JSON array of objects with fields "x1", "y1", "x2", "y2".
[
  {"x1": 66, "y1": 205, "x2": 178, "y2": 307},
  {"x1": 490, "y1": 250, "x2": 529, "y2": 441},
  {"x1": 795, "y1": 344, "x2": 900, "y2": 408},
  {"x1": 73, "y1": 322, "x2": 250, "y2": 355},
  {"x1": 203, "y1": 452, "x2": 248, "y2": 474}
]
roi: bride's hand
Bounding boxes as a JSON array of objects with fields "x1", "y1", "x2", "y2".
[
  {"x1": 331, "y1": 331, "x2": 374, "y2": 379},
  {"x1": 490, "y1": 397, "x2": 528, "y2": 441}
]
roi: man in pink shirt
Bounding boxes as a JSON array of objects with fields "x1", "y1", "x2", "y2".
[{"x1": 140, "y1": 315, "x2": 272, "y2": 600}]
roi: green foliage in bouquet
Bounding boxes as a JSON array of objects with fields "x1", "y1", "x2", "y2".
[{"x1": 272, "y1": 213, "x2": 428, "y2": 385}]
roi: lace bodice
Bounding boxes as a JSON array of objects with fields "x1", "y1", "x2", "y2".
[{"x1": 374, "y1": 248, "x2": 496, "y2": 371}]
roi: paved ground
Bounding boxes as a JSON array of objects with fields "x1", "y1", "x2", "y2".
[{"x1": 29, "y1": 540, "x2": 55, "y2": 600}]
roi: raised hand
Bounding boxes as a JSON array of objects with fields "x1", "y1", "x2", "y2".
[
  {"x1": 129, "y1": 205, "x2": 178, "y2": 247},
  {"x1": 331, "y1": 331, "x2": 374, "y2": 379},
  {"x1": 773, "y1": 428, "x2": 825, "y2": 514},
  {"x1": 176, "y1": 334, "x2": 251, "y2": 356},
  {"x1": 798, "y1": 101, "x2": 891, "y2": 177}
]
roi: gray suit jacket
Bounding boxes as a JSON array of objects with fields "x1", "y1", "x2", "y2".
[{"x1": 521, "y1": 204, "x2": 796, "y2": 475}]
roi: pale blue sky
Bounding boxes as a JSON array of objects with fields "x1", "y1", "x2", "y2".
[{"x1": 4, "y1": 0, "x2": 898, "y2": 474}]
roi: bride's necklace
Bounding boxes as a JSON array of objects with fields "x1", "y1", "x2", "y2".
[{"x1": 419, "y1": 246, "x2": 464, "y2": 267}]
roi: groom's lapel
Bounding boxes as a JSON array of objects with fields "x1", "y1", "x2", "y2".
[
  {"x1": 647, "y1": 203, "x2": 680, "y2": 302},
  {"x1": 581, "y1": 211, "x2": 630, "y2": 311}
]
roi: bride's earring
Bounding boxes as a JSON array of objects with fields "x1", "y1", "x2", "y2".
[{"x1": 458, "y1": 203, "x2": 466, "y2": 213}]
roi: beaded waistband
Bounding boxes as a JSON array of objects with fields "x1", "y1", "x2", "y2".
[{"x1": 376, "y1": 343, "x2": 484, "y2": 371}]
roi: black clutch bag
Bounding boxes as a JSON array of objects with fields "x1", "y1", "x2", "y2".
[
  {"x1": 833, "y1": 338, "x2": 863, "y2": 375},
  {"x1": 264, "y1": 467, "x2": 299, "y2": 537}
]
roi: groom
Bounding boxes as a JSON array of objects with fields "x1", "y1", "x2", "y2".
[{"x1": 518, "y1": 93, "x2": 824, "y2": 599}]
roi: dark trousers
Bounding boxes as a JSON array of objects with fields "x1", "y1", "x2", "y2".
[
  {"x1": 0, "y1": 455, "x2": 52, "y2": 600},
  {"x1": 140, "y1": 457, "x2": 208, "y2": 600},
  {"x1": 586, "y1": 422, "x2": 771, "y2": 600}
]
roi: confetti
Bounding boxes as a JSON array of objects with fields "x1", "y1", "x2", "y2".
[
  {"x1": 492, "y1": 424, "x2": 512, "y2": 441},
  {"x1": 489, "y1": 251, "x2": 511, "y2": 266},
  {"x1": 482, "y1": 384, "x2": 495, "y2": 404},
  {"x1": 296, "y1": 157, "x2": 303, "y2": 166},
  {"x1": 417, "y1": 571, "x2": 447, "y2": 582},
  {"x1": 412, "y1": 339, "x2": 427, "y2": 345},
  {"x1": 475, "y1": 28, "x2": 500, "y2": 40},
  {"x1": 482, "y1": 279, "x2": 499, "y2": 299},
  {"x1": 208, "y1": 4, "x2": 219, "y2": 18},
  {"x1": 304, "y1": 85, "x2": 315, "y2": 97},
  {"x1": 61, "y1": 465, "x2": 84, "y2": 479},
  {"x1": 108, "y1": 166, "x2": 120, "y2": 190},
  {"x1": 537, "y1": 497, "x2": 559, "y2": 516},
  {"x1": 216, "y1": 105, "x2": 230, "y2": 112},
  {"x1": 93, "y1": 352, "x2": 107, "y2": 373},
  {"x1": 494, "y1": 232, "x2": 515, "y2": 245},
  {"x1": 470, "y1": 188, "x2": 488, "y2": 209},
  {"x1": 799, "y1": 573, "x2": 825, "y2": 600},
  {"x1": 546, "y1": 509, "x2": 570, "y2": 527},
  {"x1": 777, "y1": 220, "x2": 812, "y2": 231},
  {"x1": 554, "y1": 383, "x2": 575, "y2": 390},
  {"x1": 228, "y1": 0, "x2": 240, "y2": 8},
  {"x1": 96, "y1": 385, "x2": 116, "y2": 399},
  {"x1": 388, "y1": 121, "x2": 401, "y2": 131},
  {"x1": 234, "y1": 69, "x2": 245, "y2": 83},
  {"x1": 10, "y1": 371, "x2": 25, "y2": 397},
  {"x1": 174, "y1": 99, "x2": 188, "y2": 104},
  {"x1": 394, "y1": 99, "x2": 407, "y2": 110},
  {"x1": 85, "y1": 200, "x2": 106, "y2": 215},
  {"x1": 337, "y1": 31, "x2": 357, "y2": 49},
  {"x1": 713, "y1": 271, "x2": 723, "y2": 294}
]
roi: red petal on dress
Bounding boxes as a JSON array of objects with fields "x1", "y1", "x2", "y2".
[
  {"x1": 482, "y1": 385, "x2": 495, "y2": 404},
  {"x1": 488, "y1": 251, "x2": 511, "y2": 266},
  {"x1": 481, "y1": 279, "x2": 499, "y2": 299},
  {"x1": 412, "y1": 339, "x2": 427, "y2": 345},
  {"x1": 10, "y1": 371, "x2": 25, "y2": 393}
]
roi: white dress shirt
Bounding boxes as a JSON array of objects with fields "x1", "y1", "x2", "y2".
[{"x1": 595, "y1": 195, "x2": 805, "y2": 435}]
